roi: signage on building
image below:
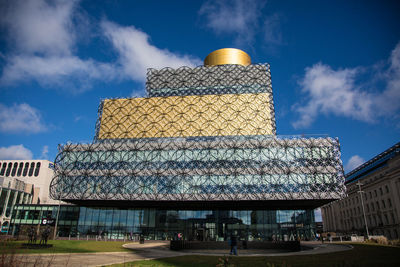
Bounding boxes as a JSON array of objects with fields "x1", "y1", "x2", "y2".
[
  {"x1": 42, "y1": 218, "x2": 55, "y2": 226},
  {"x1": 280, "y1": 223, "x2": 304, "y2": 228}
]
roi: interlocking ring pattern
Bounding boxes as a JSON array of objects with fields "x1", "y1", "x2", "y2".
[
  {"x1": 52, "y1": 62, "x2": 345, "y2": 203},
  {"x1": 96, "y1": 93, "x2": 276, "y2": 140},
  {"x1": 49, "y1": 136, "x2": 345, "y2": 202},
  {"x1": 146, "y1": 64, "x2": 271, "y2": 97}
]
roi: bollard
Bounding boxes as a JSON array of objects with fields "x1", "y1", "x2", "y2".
[
  {"x1": 87, "y1": 235, "x2": 88, "y2": 241},
  {"x1": 69, "y1": 235, "x2": 71, "y2": 240}
]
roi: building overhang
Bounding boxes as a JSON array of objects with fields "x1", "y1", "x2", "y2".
[{"x1": 62, "y1": 199, "x2": 336, "y2": 210}]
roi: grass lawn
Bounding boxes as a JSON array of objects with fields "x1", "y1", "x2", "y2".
[
  {"x1": 2, "y1": 240, "x2": 131, "y2": 254},
  {"x1": 107, "y1": 243, "x2": 400, "y2": 267}
]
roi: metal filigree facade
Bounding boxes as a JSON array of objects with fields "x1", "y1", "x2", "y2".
[
  {"x1": 49, "y1": 136, "x2": 345, "y2": 201},
  {"x1": 146, "y1": 64, "x2": 271, "y2": 97},
  {"x1": 50, "y1": 61, "x2": 345, "y2": 204},
  {"x1": 97, "y1": 93, "x2": 275, "y2": 140}
]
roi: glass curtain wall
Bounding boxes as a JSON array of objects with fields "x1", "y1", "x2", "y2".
[{"x1": 11, "y1": 205, "x2": 316, "y2": 241}]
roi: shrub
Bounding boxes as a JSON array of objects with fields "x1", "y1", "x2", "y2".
[
  {"x1": 368, "y1": 236, "x2": 388, "y2": 245},
  {"x1": 388, "y1": 239, "x2": 400, "y2": 247}
]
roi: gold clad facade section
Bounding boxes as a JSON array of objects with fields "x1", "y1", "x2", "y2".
[
  {"x1": 98, "y1": 93, "x2": 274, "y2": 139},
  {"x1": 204, "y1": 48, "x2": 251, "y2": 66}
]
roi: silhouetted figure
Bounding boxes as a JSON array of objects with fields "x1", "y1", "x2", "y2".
[
  {"x1": 28, "y1": 227, "x2": 37, "y2": 244},
  {"x1": 28, "y1": 227, "x2": 33, "y2": 244},
  {"x1": 229, "y1": 234, "x2": 238, "y2": 256},
  {"x1": 40, "y1": 226, "x2": 51, "y2": 245}
]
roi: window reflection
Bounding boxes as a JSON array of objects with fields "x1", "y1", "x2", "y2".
[{"x1": 11, "y1": 206, "x2": 316, "y2": 241}]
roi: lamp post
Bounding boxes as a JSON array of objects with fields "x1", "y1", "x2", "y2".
[
  {"x1": 356, "y1": 181, "x2": 369, "y2": 239},
  {"x1": 53, "y1": 191, "x2": 62, "y2": 240}
]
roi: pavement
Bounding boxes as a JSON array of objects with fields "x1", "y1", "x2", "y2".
[{"x1": 13, "y1": 241, "x2": 352, "y2": 267}]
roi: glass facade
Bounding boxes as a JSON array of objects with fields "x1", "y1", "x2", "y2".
[
  {"x1": 11, "y1": 205, "x2": 315, "y2": 241},
  {"x1": 50, "y1": 136, "x2": 344, "y2": 202}
]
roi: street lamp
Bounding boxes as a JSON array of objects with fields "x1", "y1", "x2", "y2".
[
  {"x1": 356, "y1": 181, "x2": 369, "y2": 239},
  {"x1": 53, "y1": 189, "x2": 62, "y2": 240}
]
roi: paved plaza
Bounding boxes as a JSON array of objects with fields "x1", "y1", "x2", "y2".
[{"x1": 15, "y1": 241, "x2": 352, "y2": 267}]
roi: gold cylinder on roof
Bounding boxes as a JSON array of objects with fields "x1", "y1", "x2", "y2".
[{"x1": 204, "y1": 48, "x2": 251, "y2": 66}]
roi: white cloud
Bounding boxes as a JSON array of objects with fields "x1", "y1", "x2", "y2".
[
  {"x1": 1, "y1": 0, "x2": 77, "y2": 56},
  {"x1": 0, "y1": 0, "x2": 116, "y2": 91},
  {"x1": 0, "y1": 103, "x2": 47, "y2": 134},
  {"x1": 101, "y1": 21, "x2": 201, "y2": 82},
  {"x1": 0, "y1": 0, "x2": 200, "y2": 90},
  {"x1": 345, "y1": 155, "x2": 365, "y2": 173},
  {"x1": 1, "y1": 55, "x2": 117, "y2": 91},
  {"x1": 292, "y1": 64, "x2": 374, "y2": 128},
  {"x1": 41, "y1": 145, "x2": 49, "y2": 159},
  {"x1": 375, "y1": 43, "x2": 400, "y2": 116},
  {"x1": 0, "y1": 145, "x2": 33, "y2": 160},
  {"x1": 199, "y1": 0, "x2": 267, "y2": 45},
  {"x1": 292, "y1": 42, "x2": 400, "y2": 128}
]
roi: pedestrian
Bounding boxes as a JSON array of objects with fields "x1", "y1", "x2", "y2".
[{"x1": 229, "y1": 234, "x2": 238, "y2": 256}]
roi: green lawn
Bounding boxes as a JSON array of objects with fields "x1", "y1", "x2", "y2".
[
  {"x1": 2, "y1": 240, "x2": 131, "y2": 254},
  {"x1": 107, "y1": 243, "x2": 400, "y2": 267}
]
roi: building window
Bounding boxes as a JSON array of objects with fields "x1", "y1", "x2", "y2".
[
  {"x1": 369, "y1": 192, "x2": 372, "y2": 199},
  {"x1": 385, "y1": 185, "x2": 389, "y2": 193},
  {"x1": 23, "y1": 162, "x2": 29, "y2": 176},
  {"x1": 382, "y1": 200, "x2": 386, "y2": 209},
  {"x1": 0, "y1": 163, "x2": 6, "y2": 176},
  {"x1": 391, "y1": 213, "x2": 396, "y2": 224},
  {"x1": 6, "y1": 162, "x2": 12, "y2": 176},
  {"x1": 366, "y1": 204, "x2": 369, "y2": 212},
  {"x1": 17, "y1": 162, "x2": 24, "y2": 176},
  {"x1": 374, "y1": 190, "x2": 377, "y2": 197},
  {"x1": 28, "y1": 162, "x2": 35, "y2": 176},
  {"x1": 34, "y1": 162, "x2": 41, "y2": 176},
  {"x1": 379, "y1": 187, "x2": 383, "y2": 195},
  {"x1": 371, "y1": 203, "x2": 374, "y2": 211},
  {"x1": 376, "y1": 201, "x2": 380, "y2": 209},
  {"x1": 11, "y1": 162, "x2": 18, "y2": 176},
  {"x1": 388, "y1": 198, "x2": 392, "y2": 207},
  {"x1": 384, "y1": 214, "x2": 389, "y2": 225}
]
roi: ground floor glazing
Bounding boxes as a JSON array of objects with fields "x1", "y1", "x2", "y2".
[{"x1": 10, "y1": 205, "x2": 316, "y2": 241}]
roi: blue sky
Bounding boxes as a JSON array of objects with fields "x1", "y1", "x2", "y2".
[{"x1": 1, "y1": 0, "x2": 399, "y2": 176}]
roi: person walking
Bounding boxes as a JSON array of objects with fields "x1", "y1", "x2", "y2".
[{"x1": 229, "y1": 234, "x2": 238, "y2": 256}]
